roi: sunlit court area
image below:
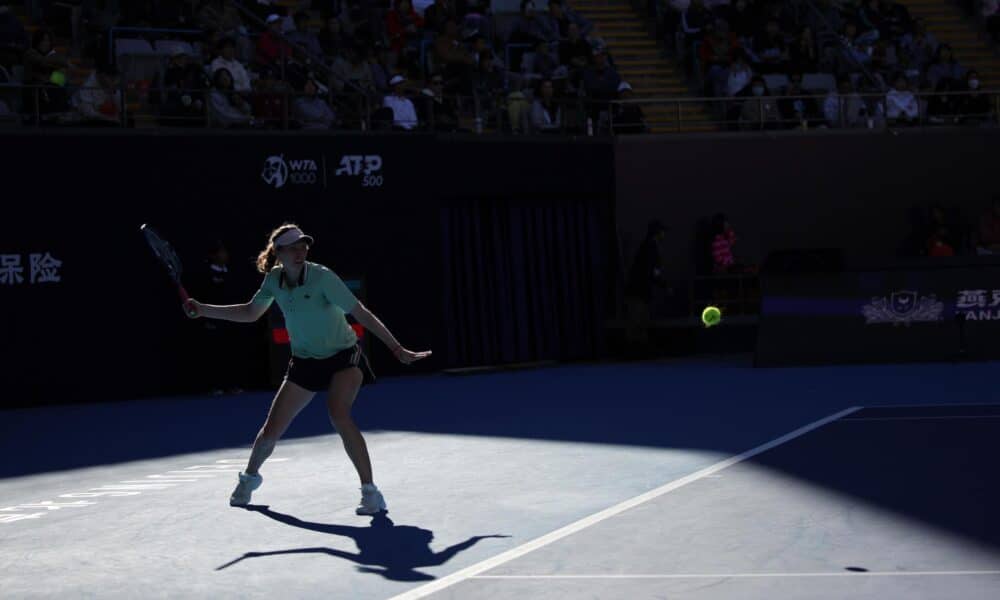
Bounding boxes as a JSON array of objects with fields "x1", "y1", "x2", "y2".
[{"x1": 2, "y1": 0, "x2": 1000, "y2": 599}]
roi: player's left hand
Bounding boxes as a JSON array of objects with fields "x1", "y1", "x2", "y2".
[{"x1": 395, "y1": 347, "x2": 432, "y2": 365}]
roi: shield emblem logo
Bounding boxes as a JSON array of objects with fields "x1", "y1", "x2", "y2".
[{"x1": 890, "y1": 291, "x2": 918, "y2": 316}]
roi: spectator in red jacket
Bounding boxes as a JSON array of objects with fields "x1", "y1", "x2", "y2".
[
  {"x1": 257, "y1": 14, "x2": 292, "y2": 71},
  {"x1": 386, "y1": 0, "x2": 424, "y2": 56}
]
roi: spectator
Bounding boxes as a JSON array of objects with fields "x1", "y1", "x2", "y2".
[
  {"x1": 700, "y1": 20, "x2": 740, "y2": 93},
  {"x1": 433, "y1": 20, "x2": 475, "y2": 92},
  {"x1": 802, "y1": 0, "x2": 843, "y2": 42},
  {"x1": 294, "y1": 78, "x2": 336, "y2": 129},
  {"x1": 925, "y1": 43, "x2": 964, "y2": 90},
  {"x1": 192, "y1": 239, "x2": 246, "y2": 396},
  {"x1": 319, "y1": 14, "x2": 352, "y2": 58},
  {"x1": 624, "y1": 220, "x2": 668, "y2": 349},
  {"x1": 0, "y1": 4, "x2": 28, "y2": 64},
  {"x1": 823, "y1": 75, "x2": 867, "y2": 128},
  {"x1": 739, "y1": 75, "x2": 781, "y2": 129},
  {"x1": 560, "y1": 22, "x2": 592, "y2": 75},
  {"x1": 368, "y1": 44, "x2": 392, "y2": 94},
  {"x1": 257, "y1": 14, "x2": 293, "y2": 72},
  {"x1": 383, "y1": 74, "x2": 418, "y2": 130},
  {"x1": 197, "y1": 0, "x2": 243, "y2": 36},
  {"x1": 710, "y1": 213, "x2": 740, "y2": 273},
  {"x1": 424, "y1": 0, "x2": 457, "y2": 35},
  {"x1": 976, "y1": 197, "x2": 1000, "y2": 255},
  {"x1": 898, "y1": 18, "x2": 937, "y2": 74},
  {"x1": 878, "y1": 0, "x2": 913, "y2": 42},
  {"x1": 23, "y1": 28, "x2": 68, "y2": 87},
  {"x1": 984, "y1": 0, "x2": 1000, "y2": 44},
  {"x1": 681, "y1": 0, "x2": 709, "y2": 47},
  {"x1": 386, "y1": 0, "x2": 424, "y2": 56},
  {"x1": 22, "y1": 28, "x2": 70, "y2": 114},
  {"x1": 530, "y1": 78, "x2": 562, "y2": 133},
  {"x1": 509, "y1": 0, "x2": 557, "y2": 45},
  {"x1": 418, "y1": 73, "x2": 459, "y2": 131},
  {"x1": 161, "y1": 48, "x2": 210, "y2": 126},
  {"x1": 333, "y1": 45, "x2": 377, "y2": 95},
  {"x1": 858, "y1": 0, "x2": 886, "y2": 40},
  {"x1": 724, "y1": 0, "x2": 759, "y2": 40},
  {"x1": 287, "y1": 11, "x2": 324, "y2": 61},
  {"x1": 210, "y1": 39, "x2": 252, "y2": 93},
  {"x1": 525, "y1": 38, "x2": 558, "y2": 82},
  {"x1": 953, "y1": 69, "x2": 990, "y2": 124},
  {"x1": 208, "y1": 67, "x2": 252, "y2": 128},
  {"x1": 472, "y1": 49, "x2": 505, "y2": 112},
  {"x1": 611, "y1": 81, "x2": 647, "y2": 134},
  {"x1": 72, "y1": 63, "x2": 122, "y2": 126},
  {"x1": 778, "y1": 71, "x2": 821, "y2": 128},
  {"x1": 886, "y1": 73, "x2": 918, "y2": 125},
  {"x1": 923, "y1": 202, "x2": 963, "y2": 256},
  {"x1": 723, "y1": 49, "x2": 753, "y2": 97},
  {"x1": 752, "y1": 19, "x2": 790, "y2": 74},
  {"x1": 582, "y1": 48, "x2": 621, "y2": 118},
  {"x1": 789, "y1": 26, "x2": 818, "y2": 73},
  {"x1": 551, "y1": 0, "x2": 594, "y2": 37},
  {"x1": 838, "y1": 21, "x2": 876, "y2": 72}
]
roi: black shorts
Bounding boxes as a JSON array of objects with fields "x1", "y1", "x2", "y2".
[{"x1": 284, "y1": 344, "x2": 376, "y2": 392}]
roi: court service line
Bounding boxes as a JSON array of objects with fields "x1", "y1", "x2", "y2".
[
  {"x1": 472, "y1": 570, "x2": 1000, "y2": 580},
  {"x1": 388, "y1": 406, "x2": 862, "y2": 600}
]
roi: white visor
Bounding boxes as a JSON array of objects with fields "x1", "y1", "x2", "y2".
[{"x1": 274, "y1": 227, "x2": 314, "y2": 247}]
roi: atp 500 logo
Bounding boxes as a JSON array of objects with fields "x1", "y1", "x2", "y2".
[
  {"x1": 261, "y1": 154, "x2": 320, "y2": 188},
  {"x1": 335, "y1": 155, "x2": 384, "y2": 188}
]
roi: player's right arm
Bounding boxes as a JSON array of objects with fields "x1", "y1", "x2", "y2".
[{"x1": 186, "y1": 273, "x2": 274, "y2": 322}]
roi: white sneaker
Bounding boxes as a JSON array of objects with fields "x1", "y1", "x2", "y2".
[
  {"x1": 229, "y1": 471, "x2": 262, "y2": 506},
  {"x1": 356, "y1": 484, "x2": 387, "y2": 515}
]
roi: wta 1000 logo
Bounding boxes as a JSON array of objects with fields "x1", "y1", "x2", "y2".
[{"x1": 261, "y1": 154, "x2": 320, "y2": 188}]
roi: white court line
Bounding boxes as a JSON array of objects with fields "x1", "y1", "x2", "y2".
[
  {"x1": 472, "y1": 571, "x2": 1000, "y2": 580},
  {"x1": 388, "y1": 406, "x2": 861, "y2": 600},
  {"x1": 842, "y1": 416, "x2": 1000, "y2": 422}
]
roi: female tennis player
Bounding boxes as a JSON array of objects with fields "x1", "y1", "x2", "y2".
[{"x1": 184, "y1": 224, "x2": 431, "y2": 515}]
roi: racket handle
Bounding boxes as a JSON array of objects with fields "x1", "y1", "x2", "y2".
[{"x1": 178, "y1": 285, "x2": 197, "y2": 318}]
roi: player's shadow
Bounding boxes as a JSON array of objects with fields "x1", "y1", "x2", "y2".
[{"x1": 215, "y1": 505, "x2": 510, "y2": 581}]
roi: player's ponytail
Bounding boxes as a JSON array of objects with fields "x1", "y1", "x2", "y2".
[{"x1": 256, "y1": 223, "x2": 301, "y2": 273}]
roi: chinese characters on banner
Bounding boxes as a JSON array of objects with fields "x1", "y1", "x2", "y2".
[
  {"x1": 956, "y1": 289, "x2": 1000, "y2": 320},
  {"x1": 0, "y1": 253, "x2": 63, "y2": 285}
]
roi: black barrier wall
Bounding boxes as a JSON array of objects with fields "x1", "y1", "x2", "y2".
[
  {"x1": 616, "y1": 130, "x2": 1000, "y2": 282},
  {"x1": 0, "y1": 133, "x2": 614, "y2": 407}
]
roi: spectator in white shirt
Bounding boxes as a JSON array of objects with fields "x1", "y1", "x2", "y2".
[
  {"x1": 530, "y1": 78, "x2": 562, "y2": 133},
  {"x1": 210, "y1": 39, "x2": 252, "y2": 93},
  {"x1": 382, "y1": 74, "x2": 419, "y2": 130},
  {"x1": 823, "y1": 75, "x2": 866, "y2": 128},
  {"x1": 885, "y1": 73, "x2": 919, "y2": 125}
]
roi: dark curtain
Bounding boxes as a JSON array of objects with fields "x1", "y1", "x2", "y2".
[{"x1": 441, "y1": 196, "x2": 612, "y2": 368}]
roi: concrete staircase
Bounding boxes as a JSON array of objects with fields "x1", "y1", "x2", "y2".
[
  {"x1": 897, "y1": 0, "x2": 1000, "y2": 87},
  {"x1": 572, "y1": 0, "x2": 715, "y2": 132}
]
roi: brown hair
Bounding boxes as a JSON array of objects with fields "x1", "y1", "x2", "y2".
[{"x1": 256, "y1": 223, "x2": 302, "y2": 273}]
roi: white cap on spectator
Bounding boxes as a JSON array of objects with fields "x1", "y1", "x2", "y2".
[
  {"x1": 618, "y1": 81, "x2": 633, "y2": 92},
  {"x1": 389, "y1": 74, "x2": 406, "y2": 86},
  {"x1": 265, "y1": 14, "x2": 281, "y2": 24}
]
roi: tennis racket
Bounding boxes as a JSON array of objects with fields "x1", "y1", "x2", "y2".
[{"x1": 141, "y1": 224, "x2": 197, "y2": 318}]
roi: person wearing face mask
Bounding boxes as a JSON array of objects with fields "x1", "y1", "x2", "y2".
[
  {"x1": 723, "y1": 49, "x2": 753, "y2": 97},
  {"x1": 739, "y1": 76, "x2": 781, "y2": 129},
  {"x1": 954, "y1": 69, "x2": 990, "y2": 124}
]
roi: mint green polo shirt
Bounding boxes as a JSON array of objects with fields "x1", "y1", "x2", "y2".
[{"x1": 250, "y1": 261, "x2": 359, "y2": 359}]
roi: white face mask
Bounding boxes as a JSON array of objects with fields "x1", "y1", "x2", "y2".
[
  {"x1": 969, "y1": 79, "x2": 980, "y2": 90},
  {"x1": 752, "y1": 86, "x2": 765, "y2": 96}
]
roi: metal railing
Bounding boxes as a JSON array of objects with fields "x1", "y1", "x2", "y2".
[
  {"x1": 3, "y1": 82, "x2": 998, "y2": 135},
  {"x1": 608, "y1": 89, "x2": 1000, "y2": 133}
]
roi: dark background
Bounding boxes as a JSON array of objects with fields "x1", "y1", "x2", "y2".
[{"x1": 0, "y1": 132, "x2": 613, "y2": 406}]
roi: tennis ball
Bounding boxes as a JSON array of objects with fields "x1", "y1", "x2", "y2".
[
  {"x1": 701, "y1": 305, "x2": 722, "y2": 327},
  {"x1": 49, "y1": 70, "x2": 67, "y2": 87}
]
